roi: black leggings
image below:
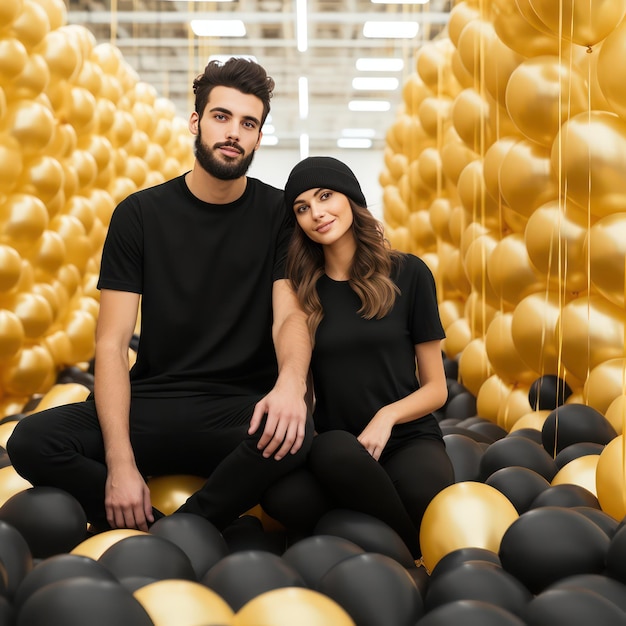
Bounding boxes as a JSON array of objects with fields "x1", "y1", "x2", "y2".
[
  {"x1": 262, "y1": 430, "x2": 454, "y2": 558},
  {"x1": 7, "y1": 395, "x2": 313, "y2": 530}
]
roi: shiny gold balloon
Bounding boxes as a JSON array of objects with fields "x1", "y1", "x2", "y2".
[
  {"x1": 38, "y1": 29, "x2": 82, "y2": 81},
  {"x1": 234, "y1": 588, "x2": 355, "y2": 626},
  {"x1": 400, "y1": 73, "x2": 430, "y2": 118},
  {"x1": 442, "y1": 317, "x2": 472, "y2": 360},
  {"x1": 498, "y1": 387, "x2": 533, "y2": 431},
  {"x1": 456, "y1": 18, "x2": 495, "y2": 78},
  {"x1": 448, "y1": 1, "x2": 481, "y2": 47},
  {"x1": 0, "y1": 245, "x2": 22, "y2": 293},
  {"x1": 0, "y1": 37, "x2": 28, "y2": 83},
  {"x1": 597, "y1": 18, "x2": 626, "y2": 119},
  {"x1": 589, "y1": 213, "x2": 626, "y2": 308},
  {"x1": 476, "y1": 375, "x2": 512, "y2": 423},
  {"x1": 420, "y1": 481, "x2": 519, "y2": 573},
  {"x1": 440, "y1": 246, "x2": 471, "y2": 300},
  {"x1": 408, "y1": 211, "x2": 436, "y2": 254},
  {"x1": 12, "y1": 292, "x2": 54, "y2": 339},
  {"x1": 439, "y1": 298, "x2": 464, "y2": 330},
  {"x1": 4, "y1": 99, "x2": 55, "y2": 156},
  {"x1": 584, "y1": 358, "x2": 626, "y2": 417},
  {"x1": 463, "y1": 233, "x2": 500, "y2": 308},
  {"x1": 0, "y1": 421, "x2": 18, "y2": 449},
  {"x1": 418, "y1": 96, "x2": 453, "y2": 139},
  {"x1": 605, "y1": 395, "x2": 626, "y2": 436},
  {"x1": 0, "y1": 465, "x2": 32, "y2": 508},
  {"x1": 4, "y1": 52, "x2": 50, "y2": 101},
  {"x1": 529, "y1": 0, "x2": 626, "y2": 47},
  {"x1": 71, "y1": 528, "x2": 147, "y2": 559},
  {"x1": 0, "y1": 309, "x2": 25, "y2": 364},
  {"x1": 0, "y1": 135, "x2": 24, "y2": 194},
  {"x1": 452, "y1": 89, "x2": 492, "y2": 153},
  {"x1": 34, "y1": 0, "x2": 68, "y2": 31},
  {"x1": 30, "y1": 383, "x2": 91, "y2": 414},
  {"x1": 458, "y1": 337, "x2": 493, "y2": 397},
  {"x1": 135, "y1": 580, "x2": 234, "y2": 626},
  {"x1": 0, "y1": 0, "x2": 23, "y2": 28},
  {"x1": 506, "y1": 56, "x2": 588, "y2": 148},
  {"x1": 484, "y1": 35, "x2": 524, "y2": 107},
  {"x1": 456, "y1": 161, "x2": 499, "y2": 231},
  {"x1": 553, "y1": 112, "x2": 626, "y2": 219},
  {"x1": 147, "y1": 475, "x2": 206, "y2": 515},
  {"x1": 482, "y1": 136, "x2": 518, "y2": 203},
  {"x1": 415, "y1": 38, "x2": 455, "y2": 92},
  {"x1": 11, "y1": 0, "x2": 50, "y2": 50},
  {"x1": 596, "y1": 436, "x2": 626, "y2": 520},
  {"x1": 64, "y1": 309, "x2": 96, "y2": 363},
  {"x1": 558, "y1": 297, "x2": 625, "y2": 384},
  {"x1": 509, "y1": 409, "x2": 550, "y2": 433},
  {"x1": 552, "y1": 455, "x2": 599, "y2": 497}
]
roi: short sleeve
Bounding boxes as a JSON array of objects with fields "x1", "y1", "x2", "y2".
[{"x1": 406, "y1": 255, "x2": 445, "y2": 345}]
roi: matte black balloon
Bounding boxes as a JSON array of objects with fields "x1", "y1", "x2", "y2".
[
  {"x1": 118, "y1": 576, "x2": 159, "y2": 593},
  {"x1": 479, "y1": 437, "x2": 558, "y2": 482},
  {"x1": 16, "y1": 577, "x2": 153, "y2": 626},
  {"x1": 282, "y1": 534, "x2": 364, "y2": 588},
  {"x1": 221, "y1": 514, "x2": 285, "y2": 555},
  {"x1": 14, "y1": 554, "x2": 117, "y2": 609},
  {"x1": 446, "y1": 379, "x2": 468, "y2": 403},
  {"x1": 444, "y1": 391, "x2": 477, "y2": 421},
  {"x1": 572, "y1": 506, "x2": 619, "y2": 538},
  {"x1": 149, "y1": 512, "x2": 228, "y2": 579},
  {"x1": 0, "y1": 597, "x2": 13, "y2": 626},
  {"x1": 541, "y1": 403, "x2": 617, "y2": 456},
  {"x1": 505, "y1": 428, "x2": 543, "y2": 445},
  {"x1": 528, "y1": 375, "x2": 572, "y2": 411},
  {"x1": 0, "y1": 448, "x2": 10, "y2": 470},
  {"x1": 499, "y1": 507, "x2": 610, "y2": 594},
  {"x1": 424, "y1": 561, "x2": 532, "y2": 617},
  {"x1": 0, "y1": 487, "x2": 87, "y2": 559},
  {"x1": 429, "y1": 547, "x2": 502, "y2": 582},
  {"x1": 55, "y1": 366, "x2": 95, "y2": 390},
  {"x1": 555, "y1": 442, "x2": 604, "y2": 469},
  {"x1": 0, "y1": 520, "x2": 33, "y2": 599},
  {"x1": 529, "y1": 484, "x2": 600, "y2": 510},
  {"x1": 467, "y1": 421, "x2": 508, "y2": 443},
  {"x1": 201, "y1": 550, "x2": 305, "y2": 611},
  {"x1": 548, "y1": 573, "x2": 626, "y2": 614},
  {"x1": 523, "y1": 588, "x2": 626, "y2": 626},
  {"x1": 485, "y1": 466, "x2": 550, "y2": 515},
  {"x1": 439, "y1": 425, "x2": 494, "y2": 444},
  {"x1": 318, "y1": 552, "x2": 423, "y2": 626},
  {"x1": 456, "y1": 417, "x2": 490, "y2": 428},
  {"x1": 314, "y1": 509, "x2": 415, "y2": 569},
  {"x1": 442, "y1": 434, "x2": 484, "y2": 482},
  {"x1": 606, "y1": 524, "x2": 626, "y2": 585},
  {"x1": 443, "y1": 356, "x2": 458, "y2": 380},
  {"x1": 98, "y1": 534, "x2": 196, "y2": 581},
  {"x1": 415, "y1": 599, "x2": 525, "y2": 626}
]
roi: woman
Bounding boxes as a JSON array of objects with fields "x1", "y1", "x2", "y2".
[{"x1": 263, "y1": 156, "x2": 454, "y2": 559}]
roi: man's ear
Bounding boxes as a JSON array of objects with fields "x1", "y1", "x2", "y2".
[{"x1": 189, "y1": 111, "x2": 199, "y2": 135}]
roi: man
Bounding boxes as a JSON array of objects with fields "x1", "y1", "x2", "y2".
[{"x1": 7, "y1": 58, "x2": 313, "y2": 533}]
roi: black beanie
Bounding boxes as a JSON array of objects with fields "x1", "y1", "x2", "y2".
[{"x1": 284, "y1": 156, "x2": 367, "y2": 210}]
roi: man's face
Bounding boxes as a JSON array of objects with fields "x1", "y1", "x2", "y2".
[{"x1": 191, "y1": 86, "x2": 264, "y2": 180}]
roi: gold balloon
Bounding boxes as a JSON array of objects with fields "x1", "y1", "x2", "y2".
[
  {"x1": 409, "y1": 210, "x2": 436, "y2": 253},
  {"x1": 452, "y1": 89, "x2": 492, "y2": 153},
  {"x1": 499, "y1": 140, "x2": 557, "y2": 217},
  {"x1": 415, "y1": 38, "x2": 455, "y2": 92},
  {"x1": 34, "y1": 0, "x2": 68, "y2": 31},
  {"x1": 0, "y1": 0, "x2": 23, "y2": 28},
  {"x1": 552, "y1": 455, "x2": 599, "y2": 497},
  {"x1": 0, "y1": 309, "x2": 24, "y2": 363},
  {"x1": 50, "y1": 214, "x2": 91, "y2": 273},
  {"x1": 439, "y1": 246, "x2": 471, "y2": 300},
  {"x1": 0, "y1": 465, "x2": 32, "y2": 508},
  {"x1": 509, "y1": 410, "x2": 550, "y2": 433},
  {"x1": 605, "y1": 395, "x2": 626, "y2": 436},
  {"x1": 456, "y1": 19, "x2": 496, "y2": 78},
  {"x1": 505, "y1": 56, "x2": 588, "y2": 148},
  {"x1": 596, "y1": 436, "x2": 626, "y2": 520},
  {"x1": 584, "y1": 358, "x2": 626, "y2": 416},
  {"x1": 481, "y1": 136, "x2": 518, "y2": 203},
  {"x1": 64, "y1": 309, "x2": 96, "y2": 363},
  {"x1": 147, "y1": 475, "x2": 206, "y2": 515},
  {"x1": 1, "y1": 345, "x2": 55, "y2": 396},
  {"x1": 382, "y1": 185, "x2": 409, "y2": 229},
  {"x1": 71, "y1": 528, "x2": 147, "y2": 559},
  {"x1": 418, "y1": 96, "x2": 452, "y2": 139},
  {"x1": 456, "y1": 161, "x2": 499, "y2": 231},
  {"x1": 0, "y1": 135, "x2": 24, "y2": 194},
  {"x1": 0, "y1": 244, "x2": 22, "y2": 292},
  {"x1": 0, "y1": 421, "x2": 17, "y2": 449},
  {"x1": 0, "y1": 193, "x2": 49, "y2": 254},
  {"x1": 442, "y1": 317, "x2": 472, "y2": 360},
  {"x1": 234, "y1": 588, "x2": 355, "y2": 626},
  {"x1": 498, "y1": 387, "x2": 532, "y2": 431},
  {"x1": 417, "y1": 148, "x2": 443, "y2": 193},
  {"x1": 463, "y1": 234, "x2": 500, "y2": 308},
  {"x1": 12, "y1": 292, "x2": 53, "y2": 339},
  {"x1": 525, "y1": 201, "x2": 590, "y2": 295},
  {"x1": 464, "y1": 292, "x2": 497, "y2": 338},
  {"x1": 17, "y1": 154, "x2": 64, "y2": 203},
  {"x1": 553, "y1": 112, "x2": 626, "y2": 219},
  {"x1": 458, "y1": 337, "x2": 493, "y2": 397},
  {"x1": 31, "y1": 229, "x2": 66, "y2": 277},
  {"x1": 448, "y1": 1, "x2": 481, "y2": 47},
  {"x1": 0, "y1": 37, "x2": 28, "y2": 83},
  {"x1": 4, "y1": 99, "x2": 55, "y2": 156},
  {"x1": 589, "y1": 213, "x2": 626, "y2": 308},
  {"x1": 38, "y1": 29, "x2": 82, "y2": 81},
  {"x1": 400, "y1": 73, "x2": 430, "y2": 118},
  {"x1": 484, "y1": 35, "x2": 524, "y2": 107},
  {"x1": 528, "y1": 0, "x2": 626, "y2": 47},
  {"x1": 428, "y1": 198, "x2": 452, "y2": 242},
  {"x1": 30, "y1": 382, "x2": 91, "y2": 414},
  {"x1": 439, "y1": 298, "x2": 464, "y2": 330},
  {"x1": 558, "y1": 297, "x2": 625, "y2": 383},
  {"x1": 4, "y1": 52, "x2": 50, "y2": 101},
  {"x1": 449, "y1": 206, "x2": 470, "y2": 248},
  {"x1": 135, "y1": 580, "x2": 234, "y2": 626},
  {"x1": 476, "y1": 375, "x2": 512, "y2": 423},
  {"x1": 43, "y1": 329, "x2": 73, "y2": 366},
  {"x1": 597, "y1": 18, "x2": 626, "y2": 120},
  {"x1": 450, "y1": 50, "x2": 474, "y2": 90},
  {"x1": 11, "y1": 0, "x2": 50, "y2": 50},
  {"x1": 420, "y1": 481, "x2": 519, "y2": 573}
]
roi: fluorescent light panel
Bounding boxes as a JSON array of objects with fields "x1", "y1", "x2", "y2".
[
  {"x1": 349, "y1": 100, "x2": 391, "y2": 112},
  {"x1": 261, "y1": 135, "x2": 279, "y2": 146},
  {"x1": 337, "y1": 138, "x2": 373, "y2": 149},
  {"x1": 352, "y1": 77, "x2": 399, "y2": 90},
  {"x1": 342, "y1": 128, "x2": 376, "y2": 138},
  {"x1": 190, "y1": 19, "x2": 246, "y2": 37},
  {"x1": 300, "y1": 134, "x2": 309, "y2": 160},
  {"x1": 356, "y1": 58, "x2": 404, "y2": 72},
  {"x1": 363, "y1": 21, "x2": 419, "y2": 38},
  {"x1": 296, "y1": 0, "x2": 308, "y2": 52}
]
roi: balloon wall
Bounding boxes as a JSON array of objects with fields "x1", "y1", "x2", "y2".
[
  {"x1": 382, "y1": 0, "x2": 626, "y2": 430},
  {"x1": 0, "y1": 0, "x2": 193, "y2": 417}
]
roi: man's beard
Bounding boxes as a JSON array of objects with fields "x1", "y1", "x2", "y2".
[{"x1": 194, "y1": 128, "x2": 256, "y2": 180}]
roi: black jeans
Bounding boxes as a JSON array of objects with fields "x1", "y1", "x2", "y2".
[{"x1": 7, "y1": 394, "x2": 313, "y2": 530}]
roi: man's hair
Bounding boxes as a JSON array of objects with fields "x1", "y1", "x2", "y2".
[{"x1": 193, "y1": 57, "x2": 275, "y2": 124}]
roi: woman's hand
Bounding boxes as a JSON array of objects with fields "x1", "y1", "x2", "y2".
[{"x1": 357, "y1": 410, "x2": 393, "y2": 461}]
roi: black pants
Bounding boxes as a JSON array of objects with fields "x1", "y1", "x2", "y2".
[
  {"x1": 6, "y1": 394, "x2": 313, "y2": 530},
  {"x1": 262, "y1": 430, "x2": 454, "y2": 558}
]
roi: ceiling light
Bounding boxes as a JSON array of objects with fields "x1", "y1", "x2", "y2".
[
  {"x1": 352, "y1": 77, "x2": 399, "y2": 91},
  {"x1": 190, "y1": 20, "x2": 246, "y2": 37},
  {"x1": 371, "y1": 0, "x2": 429, "y2": 4},
  {"x1": 262, "y1": 123, "x2": 275, "y2": 134},
  {"x1": 356, "y1": 58, "x2": 404, "y2": 72},
  {"x1": 300, "y1": 134, "x2": 309, "y2": 160},
  {"x1": 337, "y1": 138, "x2": 373, "y2": 149},
  {"x1": 296, "y1": 0, "x2": 308, "y2": 52},
  {"x1": 349, "y1": 100, "x2": 391, "y2": 112},
  {"x1": 363, "y1": 21, "x2": 419, "y2": 38},
  {"x1": 299, "y1": 76, "x2": 309, "y2": 120},
  {"x1": 342, "y1": 128, "x2": 377, "y2": 138},
  {"x1": 261, "y1": 135, "x2": 279, "y2": 146}
]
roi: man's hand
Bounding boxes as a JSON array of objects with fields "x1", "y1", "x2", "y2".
[
  {"x1": 248, "y1": 384, "x2": 307, "y2": 460},
  {"x1": 104, "y1": 464, "x2": 154, "y2": 531}
]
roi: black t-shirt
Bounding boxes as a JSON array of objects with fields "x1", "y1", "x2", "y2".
[
  {"x1": 97, "y1": 174, "x2": 291, "y2": 397},
  {"x1": 311, "y1": 253, "x2": 446, "y2": 449}
]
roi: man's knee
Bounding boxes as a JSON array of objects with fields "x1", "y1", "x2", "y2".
[{"x1": 6, "y1": 418, "x2": 41, "y2": 475}]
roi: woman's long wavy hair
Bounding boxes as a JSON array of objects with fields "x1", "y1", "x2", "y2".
[{"x1": 286, "y1": 198, "x2": 404, "y2": 343}]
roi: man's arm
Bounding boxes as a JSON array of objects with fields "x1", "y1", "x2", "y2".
[
  {"x1": 248, "y1": 278, "x2": 312, "y2": 460},
  {"x1": 94, "y1": 289, "x2": 154, "y2": 530}
]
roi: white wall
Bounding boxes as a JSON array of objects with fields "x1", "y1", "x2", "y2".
[{"x1": 248, "y1": 148, "x2": 386, "y2": 221}]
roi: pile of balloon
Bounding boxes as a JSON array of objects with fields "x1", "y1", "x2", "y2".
[{"x1": 2, "y1": 0, "x2": 626, "y2": 623}]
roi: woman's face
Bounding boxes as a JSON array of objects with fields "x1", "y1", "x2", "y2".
[{"x1": 292, "y1": 188, "x2": 354, "y2": 247}]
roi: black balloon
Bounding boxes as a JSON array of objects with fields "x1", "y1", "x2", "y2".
[
  {"x1": 318, "y1": 552, "x2": 423, "y2": 626},
  {"x1": 0, "y1": 520, "x2": 33, "y2": 599},
  {"x1": 467, "y1": 421, "x2": 508, "y2": 443},
  {"x1": 529, "y1": 484, "x2": 600, "y2": 510},
  {"x1": 415, "y1": 599, "x2": 525, "y2": 626},
  {"x1": 0, "y1": 597, "x2": 13, "y2": 626},
  {"x1": 0, "y1": 487, "x2": 87, "y2": 559},
  {"x1": 606, "y1": 524, "x2": 626, "y2": 584},
  {"x1": 439, "y1": 425, "x2": 494, "y2": 444},
  {"x1": 479, "y1": 436, "x2": 558, "y2": 482},
  {"x1": 528, "y1": 375, "x2": 572, "y2": 411},
  {"x1": 442, "y1": 355, "x2": 459, "y2": 380},
  {"x1": 16, "y1": 577, "x2": 153, "y2": 626},
  {"x1": 201, "y1": 550, "x2": 305, "y2": 611},
  {"x1": 98, "y1": 534, "x2": 196, "y2": 581},
  {"x1": 424, "y1": 561, "x2": 532, "y2": 617},
  {"x1": 548, "y1": 573, "x2": 626, "y2": 614},
  {"x1": 505, "y1": 428, "x2": 543, "y2": 445},
  {"x1": 444, "y1": 391, "x2": 477, "y2": 421},
  {"x1": 282, "y1": 534, "x2": 364, "y2": 589},
  {"x1": 523, "y1": 588, "x2": 626, "y2": 625},
  {"x1": 442, "y1": 434, "x2": 484, "y2": 482},
  {"x1": 541, "y1": 403, "x2": 617, "y2": 456},
  {"x1": 555, "y1": 442, "x2": 604, "y2": 469},
  {"x1": 429, "y1": 547, "x2": 502, "y2": 582},
  {"x1": 314, "y1": 509, "x2": 415, "y2": 569},
  {"x1": 221, "y1": 514, "x2": 285, "y2": 555},
  {"x1": 149, "y1": 512, "x2": 228, "y2": 579},
  {"x1": 571, "y1": 506, "x2": 619, "y2": 538},
  {"x1": 485, "y1": 466, "x2": 550, "y2": 514},
  {"x1": 499, "y1": 507, "x2": 610, "y2": 594}
]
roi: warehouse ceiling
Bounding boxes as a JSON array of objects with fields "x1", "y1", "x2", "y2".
[{"x1": 66, "y1": 0, "x2": 452, "y2": 152}]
